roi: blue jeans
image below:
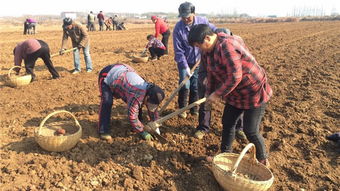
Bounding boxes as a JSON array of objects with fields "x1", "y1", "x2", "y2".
[
  {"x1": 178, "y1": 67, "x2": 198, "y2": 110},
  {"x1": 98, "y1": 65, "x2": 115, "y2": 134},
  {"x1": 73, "y1": 45, "x2": 93, "y2": 72},
  {"x1": 221, "y1": 103, "x2": 267, "y2": 160}
]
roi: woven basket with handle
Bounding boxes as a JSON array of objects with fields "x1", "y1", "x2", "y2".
[
  {"x1": 6, "y1": 66, "x2": 32, "y2": 87},
  {"x1": 35, "y1": 110, "x2": 82, "y2": 152},
  {"x1": 212, "y1": 143, "x2": 274, "y2": 191},
  {"x1": 132, "y1": 54, "x2": 149, "y2": 63}
]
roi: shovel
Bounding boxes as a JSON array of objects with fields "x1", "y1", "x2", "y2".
[
  {"x1": 145, "y1": 98, "x2": 207, "y2": 143},
  {"x1": 51, "y1": 47, "x2": 77, "y2": 57},
  {"x1": 159, "y1": 59, "x2": 201, "y2": 114}
]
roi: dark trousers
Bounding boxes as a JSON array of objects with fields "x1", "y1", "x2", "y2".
[
  {"x1": 23, "y1": 22, "x2": 36, "y2": 35},
  {"x1": 161, "y1": 29, "x2": 170, "y2": 54},
  {"x1": 24, "y1": 40, "x2": 59, "y2": 81},
  {"x1": 148, "y1": 47, "x2": 165, "y2": 59},
  {"x1": 99, "y1": 20, "x2": 104, "y2": 31},
  {"x1": 98, "y1": 65, "x2": 116, "y2": 134},
  {"x1": 197, "y1": 68, "x2": 244, "y2": 132},
  {"x1": 197, "y1": 71, "x2": 210, "y2": 131},
  {"x1": 221, "y1": 103, "x2": 267, "y2": 160}
]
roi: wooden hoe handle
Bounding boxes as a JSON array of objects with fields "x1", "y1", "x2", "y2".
[
  {"x1": 51, "y1": 47, "x2": 77, "y2": 57},
  {"x1": 159, "y1": 59, "x2": 201, "y2": 113}
]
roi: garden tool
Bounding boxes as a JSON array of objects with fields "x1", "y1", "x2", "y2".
[
  {"x1": 145, "y1": 98, "x2": 207, "y2": 143},
  {"x1": 51, "y1": 47, "x2": 77, "y2": 57},
  {"x1": 159, "y1": 59, "x2": 201, "y2": 114}
]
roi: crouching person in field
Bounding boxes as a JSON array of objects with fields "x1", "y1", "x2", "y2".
[
  {"x1": 98, "y1": 64, "x2": 165, "y2": 141},
  {"x1": 13, "y1": 39, "x2": 60, "y2": 81},
  {"x1": 145, "y1": 34, "x2": 166, "y2": 61},
  {"x1": 188, "y1": 24, "x2": 273, "y2": 167}
]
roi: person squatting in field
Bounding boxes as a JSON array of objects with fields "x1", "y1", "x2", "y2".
[
  {"x1": 188, "y1": 24, "x2": 273, "y2": 167},
  {"x1": 151, "y1": 15, "x2": 171, "y2": 55},
  {"x1": 98, "y1": 64, "x2": 165, "y2": 141},
  {"x1": 173, "y1": 1, "x2": 217, "y2": 119},
  {"x1": 145, "y1": 34, "x2": 166, "y2": 61},
  {"x1": 59, "y1": 17, "x2": 93, "y2": 74},
  {"x1": 13, "y1": 39, "x2": 60, "y2": 81}
]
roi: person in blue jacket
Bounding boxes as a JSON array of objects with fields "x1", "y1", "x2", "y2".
[{"x1": 173, "y1": 2, "x2": 217, "y2": 121}]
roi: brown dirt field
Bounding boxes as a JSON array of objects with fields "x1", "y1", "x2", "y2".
[{"x1": 0, "y1": 21, "x2": 339, "y2": 191}]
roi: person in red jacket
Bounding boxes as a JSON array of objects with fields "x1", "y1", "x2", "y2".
[{"x1": 151, "y1": 16, "x2": 170, "y2": 55}]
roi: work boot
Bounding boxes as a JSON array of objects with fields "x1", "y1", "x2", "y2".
[
  {"x1": 178, "y1": 112, "x2": 187, "y2": 119},
  {"x1": 194, "y1": 130, "x2": 206, "y2": 140},
  {"x1": 72, "y1": 70, "x2": 80, "y2": 74},
  {"x1": 236, "y1": 129, "x2": 247, "y2": 141},
  {"x1": 100, "y1": 133, "x2": 112, "y2": 141},
  {"x1": 190, "y1": 106, "x2": 199, "y2": 116}
]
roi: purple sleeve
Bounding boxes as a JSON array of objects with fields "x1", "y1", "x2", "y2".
[{"x1": 173, "y1": 24, "x2": 189, "y2": 69}]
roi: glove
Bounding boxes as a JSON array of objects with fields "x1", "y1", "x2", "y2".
[
  {"x1": 141, "y1": 48, "x2": 147, "y2": 55},
  {"x1": 139, "y1": 131, "x2": 154, "y2": 141},
  {"x1": 185, "y1": 67, "x2": 192, "y2": 77},
  {"x1": 59, "y1": 49, "x2": 65, "y2": 55},
  {"x1": 155, "y1": 128, "x2": 160, "y2": 135}
]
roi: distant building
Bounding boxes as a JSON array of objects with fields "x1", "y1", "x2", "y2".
[{"x1": 61, "y1": 12, "x2": 77, "y2": 19}]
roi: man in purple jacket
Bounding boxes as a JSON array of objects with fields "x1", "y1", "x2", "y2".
[{"x1": 173, "y1": 2, "x2": 216, "y2": 135}]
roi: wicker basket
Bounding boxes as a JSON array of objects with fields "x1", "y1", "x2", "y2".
[
  {"x1": 132, "y1": 54, "x2": 149, "y2": 63},
  {"x1": 6, "y1": 66, "x2": 32, "y2": 87},
  {"x1": 212, "y1": 143, "x2": 274, "y2": 191},
  {"x1": 35, "y1": 110, "x2": 82, "y2": 152}
]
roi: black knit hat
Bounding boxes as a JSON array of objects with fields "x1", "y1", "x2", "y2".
[
  {"x1": 146, "y1": 84, "x2": 165, "y2": 105},
  {"x1": 63, "y1": 17, "x2": 73, "y2": 28}
]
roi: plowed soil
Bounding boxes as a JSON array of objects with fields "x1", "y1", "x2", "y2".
[{"x1": 0, "y1": 21, "x2": 339, "y2": 191}]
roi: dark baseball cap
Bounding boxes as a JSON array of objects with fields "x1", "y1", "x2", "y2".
[{"x1": 178, "y1": 2, "x2": 195, "y2": 18}]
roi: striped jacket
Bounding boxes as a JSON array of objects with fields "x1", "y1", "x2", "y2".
[{"x1": 104, "y1": 64, "x2": 159, "y2": 132}]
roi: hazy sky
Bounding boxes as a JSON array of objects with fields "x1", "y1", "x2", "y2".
[{"x1": 1, "y1": 0, "x2": 339, "y2": 17}]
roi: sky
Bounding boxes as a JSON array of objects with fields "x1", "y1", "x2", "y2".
[{"x1": 0, "y1": 0, "x2": 339, "y2": 17}]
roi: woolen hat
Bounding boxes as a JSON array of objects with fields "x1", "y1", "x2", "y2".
[
  {"x1": 151, "y1": 16, "x2": 157, "y2": 20},
  {"x1": 63, "y1": 17, "x2": 73, "y2": 27},
  {"x1": 146, "y1": 84, "x2": 165, "y2": 105}
]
